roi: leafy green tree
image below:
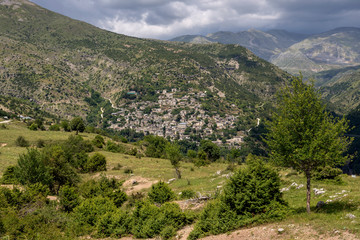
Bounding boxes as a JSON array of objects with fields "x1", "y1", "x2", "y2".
[
  {"x1": 14, "y1": 148, "x2": 52, "y2": 188},
  {"x1": 61, "y1": 120, "x2": 71, "y2": 132},
  {"x1": 42, "y1": 145, "x2": 79, "y2": 193},
  {"x1": 70, "y1": 117, "x2": 85, "y2": 135},
  {"x1": 165, "y1": 143, "x2": 182, "y2": 179},
  {"x1": 199, "y1": 140, "x2": 220, "y2": 162},
  {"x1": 265, "y1": 76, "x2": 352, "y2": 213},
  {"x1": 144, "y1": 135, "x2": 168, "y2": 158}
]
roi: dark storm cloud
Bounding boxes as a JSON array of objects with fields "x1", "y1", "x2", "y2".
[{"x1": 30, "y1": 0, "x2": 360, "y2": 39}]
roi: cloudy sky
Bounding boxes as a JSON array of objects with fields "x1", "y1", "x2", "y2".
[{"x1": 31, "y1": 0, "x2": 360, "y2": 40}]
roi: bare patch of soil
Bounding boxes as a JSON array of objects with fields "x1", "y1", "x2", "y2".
[
  {"x1": 200, "y1": 223, "x2": 359, "y2": 240},
  {"x1": 174, "y1": 199, "x2": 207, "y2": 211},
  {"x1": 122, "y1": 176, "x2": 158, "y2": 194}
]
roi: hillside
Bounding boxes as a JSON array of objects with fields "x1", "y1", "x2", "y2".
[
  {"x1": 315, "y1": 65, "x2": 360, "y2": 113},
  {"x1": 271, "y1": 27, "x2": 360, "y2": 76},
  {"x1": 0, "y1": 0, "x2": 290, "y2": 130},
  {"x1": 171, "y1": 29, "x2": 308, "y2": 61}
]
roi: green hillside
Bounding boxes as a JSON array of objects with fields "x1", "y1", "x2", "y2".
[
  {"x1": 314, "y1": 65, "x2": 360, "y2": 113},
  {"x1": 0, "y1": 0, "x2": 290, "y2": 126}
]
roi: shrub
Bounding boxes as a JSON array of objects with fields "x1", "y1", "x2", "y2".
[
  {"x1": 124, "y1": 168, "x2": 133, "y2": 174},
  {"x1": 15, "y1": 136, "x2": 29, "y2": 147},
  {"x1": 92, "y1": 135, "x2": 105, "y2": 148},
  {"x1": 61, "y1": 120, "x2": 71, "y2": 132},
  {"x1": 96, "y1": 210, "x2": 130, "y2": 238},
  {"x1": 160, "y1": 225, "x2": 176, "y2": 240},
  {"x1": 128, "y1": 147, "x2": 138, "y2": 156},
  {"x1": 131, "y1": 201, "x2": 193, "y2": 238},
  {"x1": 28, "y1": 123, "x2": 38, "y2": 131},
  {"x1": 180, "y1": 189, "x2": 196, "y2": 199},
  {"x1": 14, "y1": 148, "x2": 52, "y2": 187},
  {"x1": 108, "y1": 189, "x2": 127, "y2": 208},
  {"x1": 49, "y1": 124, "x2": 60, "y2": 131},
  {"x1": 314, "y1": 166, "x2": 343, "y2": 182},
  {"x1": 148, "y1": 181, "x2": 175, "y2": 204},
  {"x1": 36, "y1": 139, "x2": 45, "y2": 148},
  {"x1": 73, "y1": 196, "x2": 117, "y2": 227},
  {"x1": 105, "y1": 140, "x2": 124, "y2": 153},
  {"x1": 59, "y1": 185, "x2": 80, "y2": 212},
  {"x1": 86, "y1": 153, "x2": 107, "y2": 172},
  {"x1": 1, "y1": 166, "x2": 17, "y2": 184},
  {"x1": 189, "y1": 155, "x2": 288, "y2": 239}
]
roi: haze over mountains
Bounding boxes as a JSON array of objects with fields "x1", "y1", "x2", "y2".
[{"x1": 171, "y1": 27, "x2": 360, "y2": 75}]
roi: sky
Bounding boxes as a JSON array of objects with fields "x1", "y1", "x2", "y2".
[{"x1": 30, "y1": 0, "x2": 360, "y2": 40}]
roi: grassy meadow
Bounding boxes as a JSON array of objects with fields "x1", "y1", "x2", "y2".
[{"x1": 1, "y1": 119, "x2": 360, "y2": 238}]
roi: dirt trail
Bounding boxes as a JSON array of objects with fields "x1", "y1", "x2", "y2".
[{"x1": 200, "y1": 223, "x2": 359, "y2": 240}]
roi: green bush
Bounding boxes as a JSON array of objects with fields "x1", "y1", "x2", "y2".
[
  {"x1": 314, "y1": 166, "x2": 343, "y2": 181},
  {"x1": 15, "y1": 136, "x2": 29, "y2": 147},
  {"x1": 36, "y1": 139, "x2": 45, "y2": 148},
  {"x1": 148, "y1": 181, "x2": 175, "y2": 204},
  {"x1": 14, "y1": 148, "x2": 53, "y2": 188},
  {"x1": 131, "y1": 201, "x2": 193, "y2": 238},
  {"x1": 105, "y1": 140, "x2": 125, "y2": 153},
  {"x1": 124, "y1": 168, "x2": 133, "y2": 174},
  {"x1": 73, "y1": 196, "x2": 117, "y2": 227},
  {"x1": 189, "y1": 155, "x2": 288, "y2": 239},
  {"x1": 49, "y1": 124, "x2": 60, "y2": 131},
  {"x1": 29, "y1": 123, "x2": 38, "y2": 131},
  {"x1": 59, "y1": 185, "x2": 80, "y2": 212},
  {"x1": 86, "y1": 153, "x2": 107, "y2": 172},
  {"x1": 1, "y1": 166, "x2": 17, "y2": 184},
  {"x1": 180, "y1": 189, "x2": 196, "y2": 199},
  {"x1": 160, "y1": 225, "x2": 176, "y2": 240},
  {"x1": 96, "y1": 210, "x2": 130, "y2": 238},
  {"x1": 92, "y1": 135, "x2": 105, "y2": 148}
]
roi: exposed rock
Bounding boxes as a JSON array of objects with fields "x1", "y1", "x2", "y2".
[
  {"x1": 316, "y1": 201, "x2": 325, "y2": 208},
  {"x1": 313, "y1": 188, "x2": 325, "y2": 195},
  {"x1": 277, "y1": 228, "x2": 285, "y2": 234},
  {"x1": 346, "y1": 213, "x2": 356, "y2": 219}
]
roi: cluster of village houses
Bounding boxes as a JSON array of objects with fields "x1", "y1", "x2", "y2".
[{"x1": 110, "y1": 89, "x2": 243, "y2": 146}]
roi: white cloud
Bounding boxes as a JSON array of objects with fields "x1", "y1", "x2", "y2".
[{"x1": 31, "y1": 0, "x2": 360, "y2": 39}]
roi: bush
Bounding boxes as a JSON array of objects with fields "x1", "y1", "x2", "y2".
[
  {"x1": 96, "y1": 210, "x2": 130, "y2": 238},
  {"x1": 105, "y1": 140, "x2": 124, "y2": 153},
  {"x1": 14, "y1": 148, "x2": 52, "y2": 187},
  {"x1": 314, "y1": 166, "x2": 343, "y2": 180},
  {"x1": 28, "y1": 123, "x2": 38, "y2": 131},
  {"x1": 59, "y1": 185, "x2": 80, "y2": 212},
  {"x1": 148, "y1": 181, "x2": 175, "y2": 204},
  {"x1": 86, "y1": 153, "x2": 107, "y2": 172},
  {"x1": 124, "y1": 168, "x2": 133, "y2": 174},
  {"x1": 128, "y1": 147, "x2": 138, "y2": 156},
  {"x1": 36, "y1": 139, "x2": 45, "y2": 148},
  {"x1": 49, "y1": 124, "x2": 60, "y2": 131},
  {"x1": 15, "y1": 136, "x2": 29, "y2": 147},
  {"x1": 73, "y1": 196, "x2": 117, "y2": 227},
  {"x1": 160, "y1": 225, "x2": 176, "y2": 240},
  {"x1": 1, "y1": 166, "x2": 17, "y2": 184},
  {"x1": 131, "y1": 201, "x2": 193, "y2": 238},
  {"x1": 189, "y1": 155, "x2": 288, "y2": 239},
  {"x1": 180, "y1": 189, "x2": 196, "y2": 199},
  {"x1": 92, "y1": 135, "x2": 105, "y2": 148}
]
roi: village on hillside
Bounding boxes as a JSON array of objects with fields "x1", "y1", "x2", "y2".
[{"x1": 109, "y1": 88, "x2": 244, "y2": 146}]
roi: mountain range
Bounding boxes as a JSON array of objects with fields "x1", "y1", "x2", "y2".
[
  {"x1": 171, "y1": 27, "x2": 360, "y2": 75},
  {"x1": 0, "y1": 0, "x2": 290, "y2": 126}
]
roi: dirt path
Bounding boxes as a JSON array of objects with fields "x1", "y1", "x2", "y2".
[
  {"x1": 200, "y1": 223, "x2": 359, "y2": 240},
  {"x1": 0, "y1": 120, "x2": 11, "y2": 124}
]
